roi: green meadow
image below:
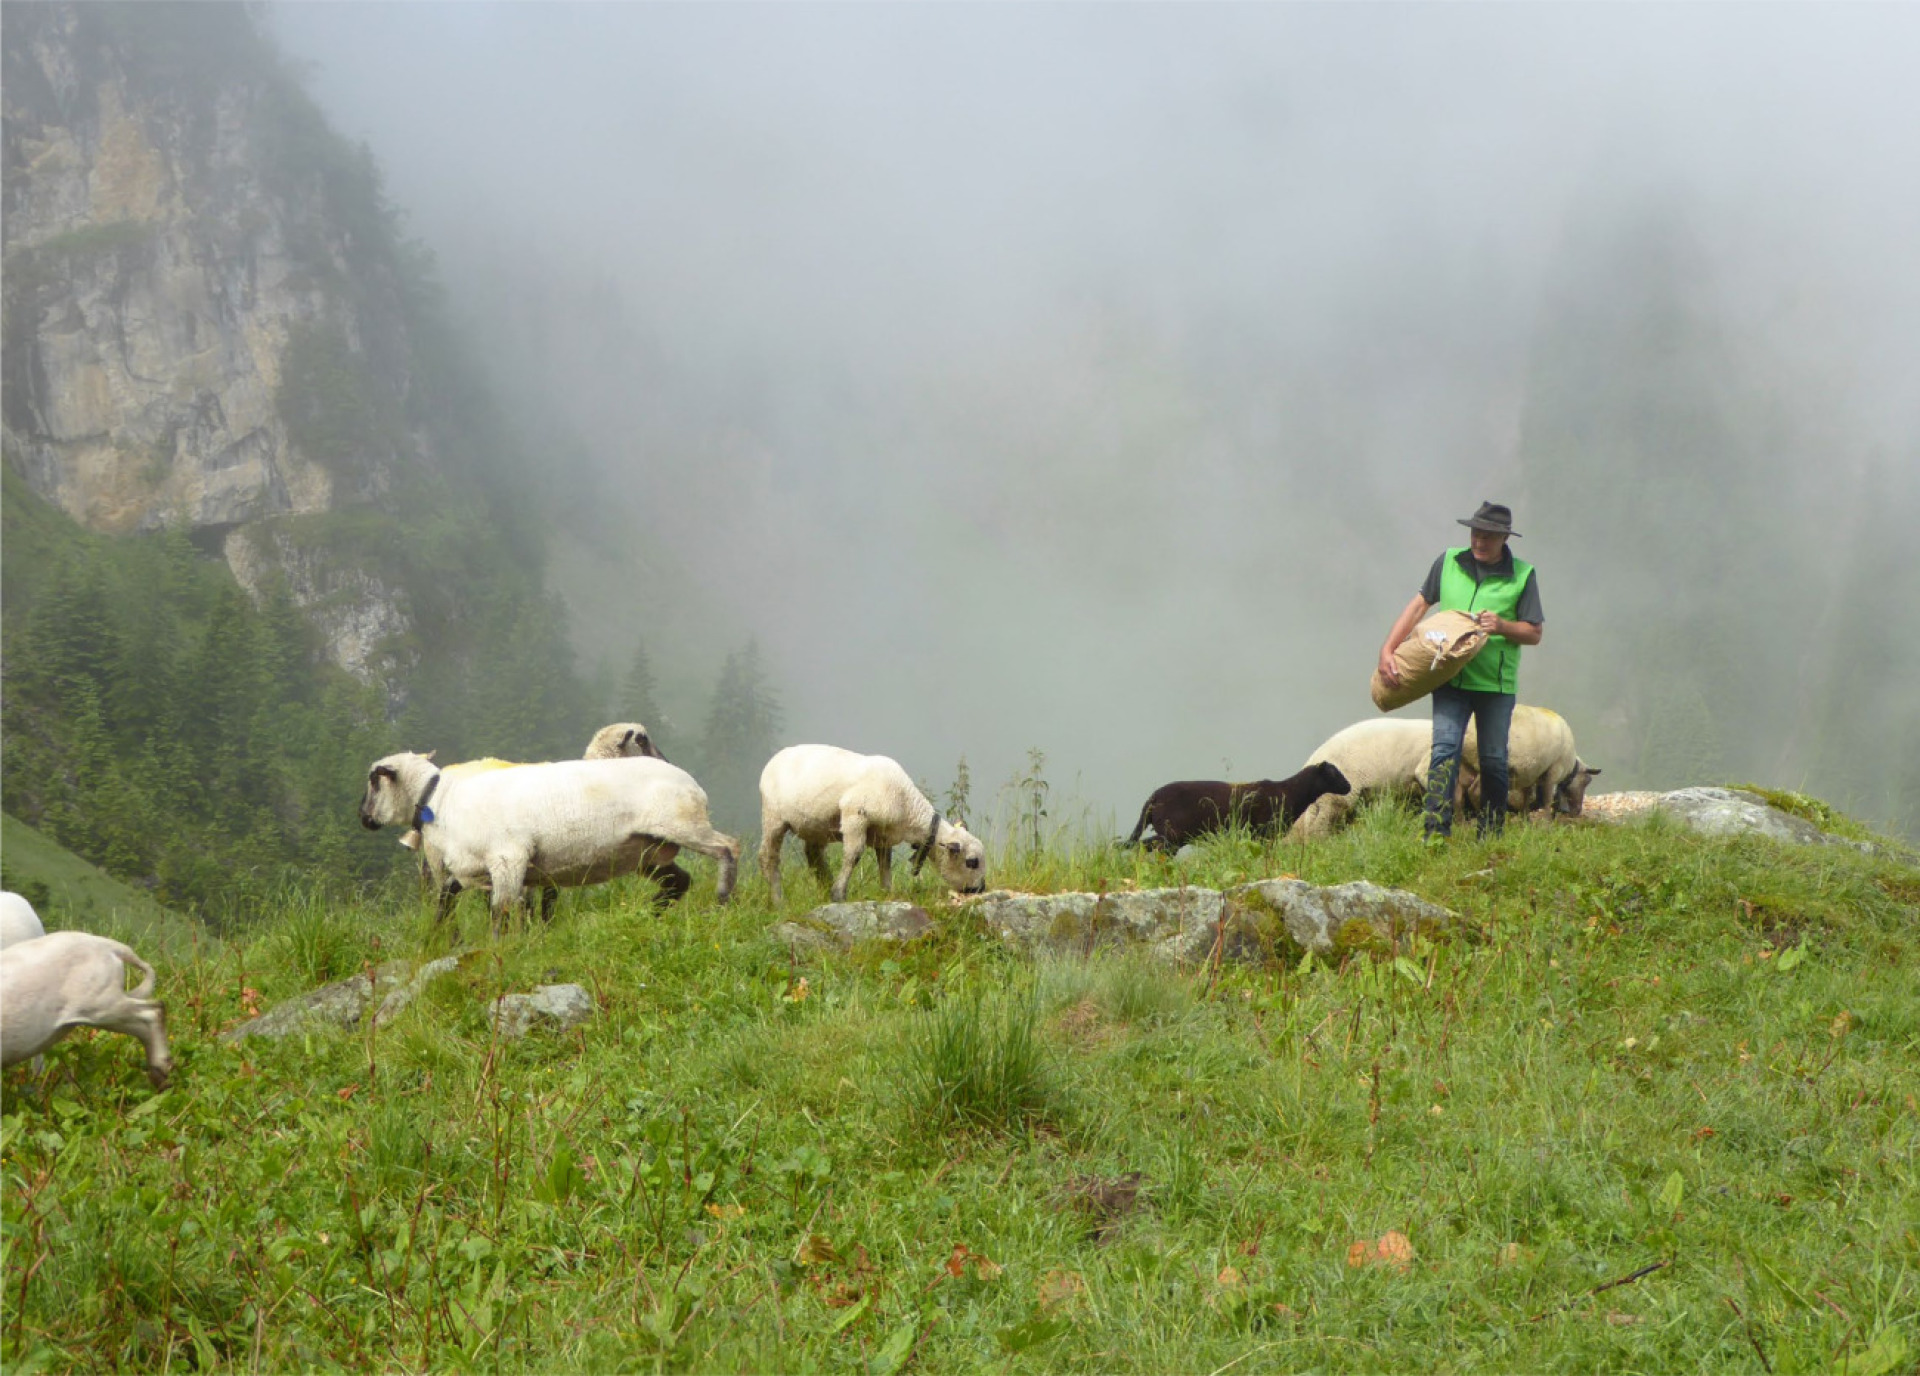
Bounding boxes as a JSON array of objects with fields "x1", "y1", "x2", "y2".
[{"x1": 3, "y1": 801, "x2": 1916, "y2": 1373}]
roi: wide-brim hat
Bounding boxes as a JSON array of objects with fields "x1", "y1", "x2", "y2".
[{"x1": 1457, "y1": 500, "x2": 1519, "y2": 537}]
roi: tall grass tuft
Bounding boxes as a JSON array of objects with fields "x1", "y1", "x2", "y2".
[{"x1": 902, "y1": 982, "x2": 1058, "y2": 1135}]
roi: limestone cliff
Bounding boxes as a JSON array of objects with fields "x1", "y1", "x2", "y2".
[{"x1": 2, "y1": 3, "x2": 429, "y2": 675}]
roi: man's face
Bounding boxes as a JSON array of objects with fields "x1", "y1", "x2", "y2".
[{"x1": 1469, "y1": 528, "x2": 1509, "y2": 563}]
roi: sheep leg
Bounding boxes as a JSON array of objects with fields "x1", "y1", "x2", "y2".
[
  {"x1": 657, "y1": 825, "x2": 740, "y2": 905},
  {"x1": 803, "y1": 840, "x2": 832, "y2": 892},
  {"x1": 538, "y1": 885, "x2": 559, "y2": 923},
  {"x1": 435, "y1": 879, "x2": 463, "y2": 927},
  {"x1": 873, "y1": 843, "x2": 894, "y2": 894},
  {"x1": 643, "y1": 859, "x2": 692, "y2": 910},
  {"x1": 833, "y1": 816, "x2": 870, "y2": 903},
  {"x1": 487, "y1": 853, "x2": 531, "y2": 939},
  {"x1": 759, "y1": 820, "x2": 791, "y2": 905}
]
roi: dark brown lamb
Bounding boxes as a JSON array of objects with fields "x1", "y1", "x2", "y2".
[{"x1": 1123, "y1": 762, "x2": 1352, "y2": 852}]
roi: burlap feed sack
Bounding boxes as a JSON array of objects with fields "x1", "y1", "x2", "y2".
[{"x1": 1370, "y1": 610, "x2": 1489, "y2": 712}]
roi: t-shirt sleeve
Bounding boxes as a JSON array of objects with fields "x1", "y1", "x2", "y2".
[
  {"x1": 1514, "y1": 569, "x2": 1544, "y2": 625},
  {"x1": 1418, "y1": 555, "x2": 1445, "y2": 606}
]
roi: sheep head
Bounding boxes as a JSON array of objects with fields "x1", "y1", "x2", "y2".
[
  {"x1": 1553, "y1": 760, "x2": 1602, "y2": 816},
  {"x1": 586, "y1": 722, "x2": 667, "y2": 762},
  {"x1": 929, "y1": 819, "x2": 988, "y2": 895},
  {"x1": 360, "y1": 752, "x2": 437, "y2": 831}
]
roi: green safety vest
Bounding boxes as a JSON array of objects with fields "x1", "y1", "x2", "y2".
[{"x1": 1437, "y1": 547, "x2": 1533, "y2": 693}]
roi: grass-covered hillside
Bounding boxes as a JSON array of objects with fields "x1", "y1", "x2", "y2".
[
  {"x1": 3, "y1": 802, "x2": 1915, "y2": 1373},
  {"x1": 0, "y1": 812, "x2": 206, "y2": 960}
]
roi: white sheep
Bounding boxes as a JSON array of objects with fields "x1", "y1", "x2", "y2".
[
  {"x1": 1455, "y1": 706, "x2": 1602, "y2": 816},
  {"x1": 1290, "y1": 719, "x2": 1434, "y2": 838},
  {"x1": 1, "y1": 931, "x2": 173, "y2": 1088},
  {"x1": 759, "y1": 744, "x2": 987, "y2": 904},
  {"x1": 1, "y1": 890, "x2": 48, "y2": 948},
  {"x1": 361, "y1": 752, "x2": 740, "y2": 932},
  {"x1": 399, "y1": 723, "x2": 665, "y2": 853}
]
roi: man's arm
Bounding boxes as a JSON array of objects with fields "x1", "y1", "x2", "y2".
[
  {"x1": 1378, "y1": 593, "x2": 1432, "y2": 686},
  {"x1": 1476, "y1": 568, "x2": 1543, "y2": 644},
  {"x1": 1472, "y1": 610, "x2": 1542, "y2": 645}
]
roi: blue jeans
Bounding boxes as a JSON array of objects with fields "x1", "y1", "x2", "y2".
[{"x1": 1426, "y1": 684, "x2": 1515, "y2": 837}]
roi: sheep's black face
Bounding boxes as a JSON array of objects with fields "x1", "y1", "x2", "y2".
[
  {"x1": 359, "y1": 764, "x2": 399, "y2": 830},
  {"x1": 935, "y1": 828, "x2": 988, "y2": 895},
  {"x1": 1554, "y1": 763, "x2": 1601, "y2": 816}
]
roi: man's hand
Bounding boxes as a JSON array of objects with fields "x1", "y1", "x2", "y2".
[
  {"x1": 1377, "y1": 649, "x2": 1403, "y2": 687},
  {"x1": 1474, "y1": 611, "x2": 1502, "y2": 634}
]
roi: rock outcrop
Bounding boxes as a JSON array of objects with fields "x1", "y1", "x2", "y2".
[
  {"x1": 784, "y1": 880, "x2": 1461, "y2": 964},
  {"x1": 2, "y1": 4, "x2": 423, "y2": 676},
  {"x1": 1587, "y1": 787, "x2": 1877, "y2": 850},
  {"x1": 221, "y1": 956, "x2": 461, "y2": 1043},
  {"x1": 491, "y1": 984, "x2": 596, "y2": 1040}
]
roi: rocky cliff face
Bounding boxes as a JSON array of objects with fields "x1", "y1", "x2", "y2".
[{"x1": 2, "y1": 3, "x2": 421, "y2": 674}]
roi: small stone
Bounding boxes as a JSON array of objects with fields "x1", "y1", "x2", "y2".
[{"x1": 491, "y1": 983, "x2": 595, "y2": 1040}]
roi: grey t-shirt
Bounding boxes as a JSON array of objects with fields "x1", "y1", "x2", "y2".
[{"x1": 1420, "y1": 550, "x2": 1544, "y2": 625}]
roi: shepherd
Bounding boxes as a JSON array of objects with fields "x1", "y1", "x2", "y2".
[{"x1": 1376, "y1": 501, "x2": 1544, "y2": 840}]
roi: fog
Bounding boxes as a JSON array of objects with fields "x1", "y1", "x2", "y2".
[{"x1": 270, "y1": 3, "x2": 1920, "y2": 837}]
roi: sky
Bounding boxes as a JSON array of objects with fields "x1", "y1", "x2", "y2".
[{"x1": 268, "y1": 2, "x2": 1920, "y2": 837}]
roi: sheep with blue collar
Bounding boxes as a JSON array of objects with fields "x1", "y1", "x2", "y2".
[{"x1": 361, "y1": 751, "x2": 740, "y2": 933}]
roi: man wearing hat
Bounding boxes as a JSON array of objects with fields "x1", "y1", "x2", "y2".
[{"x1": 1376, "y1": 501, "x2": 1544, "y2": 839}]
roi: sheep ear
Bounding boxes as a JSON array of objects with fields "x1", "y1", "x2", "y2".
[
  {"x1": 1588, "y1": 767, "x2": 1602, "y2": 776},
  {"x1": 422, "y1": 750, "x2": 437, "y2": 762}
]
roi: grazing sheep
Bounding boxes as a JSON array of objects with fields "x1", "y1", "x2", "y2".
[
  {"x1": 1, "y1": 931, "x2": 173, "y2": 1088},
  {"x1": 1291, "y1": 719, "x2": 1434, "y2": 838},
  {"x1": 1457, "y1": 706, "x2": 1602, "y2": 816},
  {"x1": 759, "y1": 745, "x2": 987, "y2": 904},
  {"x1": 584, "y1": 722, "x2": 667, "y2": 762},
  {"x1": 362, "y1": 752, "x2": 740, "y2": 932},
  {"x1": 1124, "y1": 763, "x2": 1351, "y2": 852},
  {"x1": 1, "y1": 891, "x2": 48, "y2": 948}
]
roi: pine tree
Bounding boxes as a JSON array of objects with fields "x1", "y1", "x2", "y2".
[
  {"x1": 620, "y1": 639, "x2": 667, "y2": 744},
  {"x1": 698, "y1": 639, "x2": 784, "y2": 835}
]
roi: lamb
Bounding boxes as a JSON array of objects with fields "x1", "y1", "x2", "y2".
[
  {"x1": 1123, "y1": 762, "x2": 1351, "y2": 852},
  {"x1": 1, "y1": 931, "x2": 173, "y2": 1089},
  {"x1": 1290, "y1": 719, "x2": 1435, "y2": 838},
  {"x1": 1, "y1": 890, "x2": 48, "y2": 948},
  {"x1": 1455, "y1": 706, "x2": 1602, "y2": 817},
  {"x1": 361, "y1": 752, "x2": 740, "y2": 932},
  {"x1": 759, "y1": 744, "x2": 987, "y2": 904}
]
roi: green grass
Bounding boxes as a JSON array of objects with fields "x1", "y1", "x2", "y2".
[
  {"x1": 0, "y1": 811, "x2": 210, "y2": 959},
  {"x1": 3, "y1": 802, "x2": 1916, "y2": 1373}
]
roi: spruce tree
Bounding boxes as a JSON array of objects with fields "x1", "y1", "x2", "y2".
[
  {"x1": 698, "y1": 639, "x2": 784, "y2": 835},
  {"x1": 619, "y1": 639, "x2": 668, "y2": 748}
]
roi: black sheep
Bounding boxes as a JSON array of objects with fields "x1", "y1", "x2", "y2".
[{"x1": 1122, "y1": 762, "x2": 1351, "y2": 852}]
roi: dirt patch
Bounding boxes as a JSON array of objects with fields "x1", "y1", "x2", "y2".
[
  {"x1": 1875, "y1": 875, "x2": 1920, "y2": 907},
  {"x1": 1053, "y1": 997, "x2": 1115, "y2": 1048},
  {"x1": 1055, "y1": 1171, "x2": 1149, "y2": 1243}
]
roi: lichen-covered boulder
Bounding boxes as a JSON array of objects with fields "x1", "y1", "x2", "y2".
[
  {"x1": 800, "y1": 879, "x2": 1461, "y2": 969},
  {"x1": 491, "y1": 984, "x2": 595, "y2": 1040},
  {"x1": 773, "y1": 902, "x2": 935, "y2": 953},
  {"x1": 221, "y1": 956, "x2": 462, "y2": 1043},
  {"x1": 1222, "y1": 880, "x2": 1456, "y2": 958},
  {"x1": 973, "y1": 887, "x2": 1231, "y2": 962},
  {"x1": 1649, "y1": 788, "x2": 1835, "y2": 846}
]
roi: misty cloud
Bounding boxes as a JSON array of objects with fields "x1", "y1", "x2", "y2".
[{"x1": 268, "y1": 3, "x2": 1920, "y2": 836}]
